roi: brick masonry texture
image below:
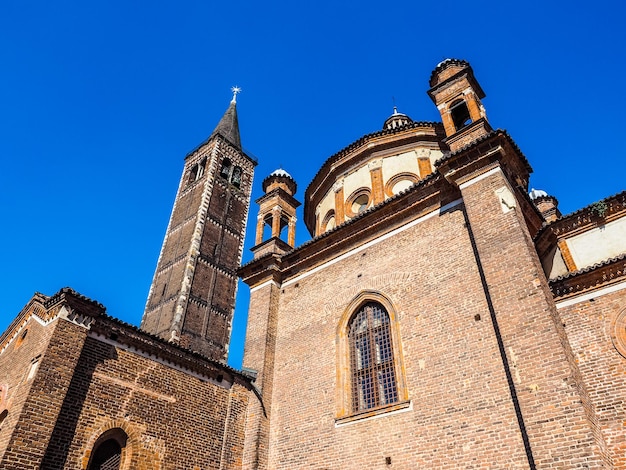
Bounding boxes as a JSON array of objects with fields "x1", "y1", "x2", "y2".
[
  {"x1": 142, "y1": 133, "x2": 255, "y2": 361},
  {"x1": 0, "y1": 300, "x2": 251, "y2": 470},
  {"x1": 245, "y1": 206, "x2": 534, "y2": 468},
  {"x1": 558, "y1": 290, "x2": 626, "y2": 469},
  {"x1": 2, "y1": 59, "x2": 626, "y2": 469}
]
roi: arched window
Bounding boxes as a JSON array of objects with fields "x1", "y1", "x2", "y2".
[
  {"x1": 218, "y1": 159, "x2": 244, "y2": 188},
  {"x1": 450, "y1": 99, "x2": 472, "y2": 131},
  {"x1": 196, "y1": 158, "x2": 206, "y2": 180},
  {"x1": 187, "y1": 164, "x2": 199, "y2": 185},
  {"x1": 87, "y1": 428, "x2": 128, "y2": 470},
  {"x1": 345, "y1": 187, "x2": 372, "y2": 218},
  {"x1": 321, "y1": 210, "x2": 336, "y2": 233},
  {"x1": 231, "y1": 166, "x2": 242, "y2": 188},
  {"x1": 348, "y1": 302, "x2": 398, "y2": 412},
  {"x1": 219, "y1": 158, "x2": 232, "y2": 179}
]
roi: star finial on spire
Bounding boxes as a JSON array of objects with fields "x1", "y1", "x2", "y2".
[{"x1": 231, "y1": 86, "x2": 241, "y2": 103}]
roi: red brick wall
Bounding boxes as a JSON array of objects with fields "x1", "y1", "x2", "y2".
[
  {"x1": 1, "y1": 316, "x2": 249, "y2": 469},
  {"x1": 558, "y1": 286, "x2": 626, "y2": 469},
  {"x1": 0, "y1": 309, "x2": 57, "y2": 462},
  {"x1": 244, "y1": 205, "x2": 537, "y2": 468},
  {"x1": 459, "y1": 168, "x2": 610, "y2": 467}
]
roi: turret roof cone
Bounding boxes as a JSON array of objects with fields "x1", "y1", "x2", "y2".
[{"x1": 212, "y1": 100, "x2": 241, "y2": 149}]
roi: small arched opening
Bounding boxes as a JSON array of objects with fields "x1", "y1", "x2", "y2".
[
  {"x1": 86, "y1": 428, "x2": 128, "y2": 470},
  {"x1": 450, "y1": 99, "x2": 472, "y2": 131}
]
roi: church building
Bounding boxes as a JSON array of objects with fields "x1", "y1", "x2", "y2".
[{"x1": 1, "y1": 59, "x2": 625, "y2": 469}]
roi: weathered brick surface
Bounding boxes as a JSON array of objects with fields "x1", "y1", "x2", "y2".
[
  {"x1": 244, "y1": 204, "x2": 539, "y2": 468},
  {"x1": 0, "y1": 293, "x2": 252, "y2": 470},
  {"x1": 459, "y1": 169, "x2": 610, "y2": 467},
  {"x1": 559, "y1": 289, "x2": 626, "y2": 469},
  {"x1": 142, "y1": 133, "x2": 255, "y2": 361},
  {"x1": 0, "y1": 300, "x2": 57, "y2": 462}
]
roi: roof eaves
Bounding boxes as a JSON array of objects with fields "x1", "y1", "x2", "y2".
[
  {"x1": 304, "y1": 121, "x2": 441, "y2": 198},
  {"x1": 550, "y1": 252, "x2": 626, "y2": 283}
]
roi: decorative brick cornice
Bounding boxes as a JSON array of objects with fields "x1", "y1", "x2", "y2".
[
  {"x1": 184, "y1": 132, "x2": 258, "y2": 166},
  {"x1": 428, "y1": 58, "x2": 470, "y2": 86},
  {"x1": 2, "y1": 288, "x2": 255, "y2": 388},
  {"x1": 434, "y1": 128, "x2": 531, "y2": 174},
  {"x1": 550, "y1": 253, "x2": 626, "y2": 299},
  {"x1": 304, "y1": 121, "x2": 444, "y2": 232},
  {"x1": 240, "y1": 173, "x2": 460, "y2": 288},
  {"x1": 535, "y1": 191, "x2": 626, "y2": 241}
]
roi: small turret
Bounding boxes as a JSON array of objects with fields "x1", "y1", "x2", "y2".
[
  {"x1": 427, "y1": 59, "x2": 492, "y2": 152},
  {"x1": 383, "y1": 107, "x2": 413, "y2": 130},
  {"x1": 252, "y1": 169, "x2": 301, "y2": 259},
  {"x1": 530, "y1": 188, "x2": 561, "y2": 223}
]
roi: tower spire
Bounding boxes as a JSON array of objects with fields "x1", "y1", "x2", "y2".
[{"x1": 211, "y1": 87, "x2": 242, "y2": 149}]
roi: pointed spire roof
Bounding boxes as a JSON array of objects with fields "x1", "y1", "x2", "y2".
[{"x1": 211, "y1": 88, "x2": 241, "y2": 149}]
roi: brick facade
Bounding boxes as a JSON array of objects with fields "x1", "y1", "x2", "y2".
[
  {"x1": 0, "y1": 289, "x2": 253, "y2": 469},
  {"x1": 239, "y1": 59, "x2": 626, "y2": 468},
  {"x1": 1, "y1": 59, "x2": 625, "y2": 469}
]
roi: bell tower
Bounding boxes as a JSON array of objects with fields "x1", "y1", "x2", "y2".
[
  {"x1": 427, "y1": 58, "x2": 492, "y2": 152},
  {"x1": 141, "y1": 89, "x2": 256, "y2": 361}
]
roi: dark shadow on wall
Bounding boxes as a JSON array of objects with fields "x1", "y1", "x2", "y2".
[{"x1": 40, "y1": 337, "x2": 118, "y2": 469}]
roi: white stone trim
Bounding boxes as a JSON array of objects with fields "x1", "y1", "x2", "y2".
[
  {"x1": 282, "y1": 198, "x2": 463, "y2": 287},
  {"x1": 555, "y1": 280, "x2": 626, "y2": 309},
  {"x1": 249, "y1": 279, "x2": 281, "y2": 293},
  {"x1": 458, "y1": 166, "x2": 502, "y2": 190},
  {"x1": 335, "y1": 401, "x2": 413, "y2": 427}
]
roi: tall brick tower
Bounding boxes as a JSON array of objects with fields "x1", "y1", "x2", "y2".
[{"x1": 141, "y1": 89, "x2": 256, "y2": 361}]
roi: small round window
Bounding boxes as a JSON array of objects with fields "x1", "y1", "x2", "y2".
[
  {"x1": 345, "y1": 188, "x2": 372, "y2": 218},
  {"x1": 352, "y1": 194, "x2": 369, "y2": 214}
]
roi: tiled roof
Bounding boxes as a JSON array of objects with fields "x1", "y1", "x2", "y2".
[
  {"x1": 44, "y1": 287, "x2": 255, "y2": 382},
  {"x1": 304, "y1": 120, "x2": 442, "y2": 199},
  {"x1": 550, "y1": 253, "x2": 626, "y2": 283},
  {"x1": 429, "y1": 58, "x2": 470, "y2": 85},
  {"x1": 534, "y1": 190, "x2": 626, "y2": 240},
  {"x1": 434, "y1": 128, "x2": 530, "y2": 171}
]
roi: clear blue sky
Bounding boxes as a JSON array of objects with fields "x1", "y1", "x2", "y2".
[{"x1": 1, "y1": 1, "x2": 624, "y2": 368}]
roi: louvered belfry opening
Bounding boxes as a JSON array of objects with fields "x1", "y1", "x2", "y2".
[{"x1": 348, "y1": 302, "x2": 398, "y2": 412}]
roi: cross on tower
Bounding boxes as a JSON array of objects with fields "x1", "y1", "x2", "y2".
[{"x1": 231, "y1": 86, "x2": 241, "y2": 103}]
